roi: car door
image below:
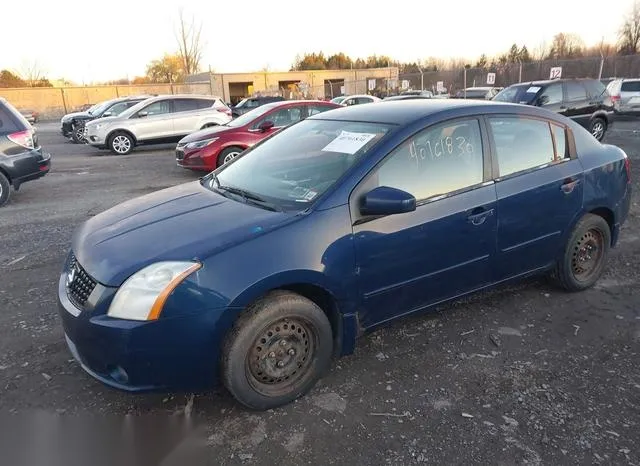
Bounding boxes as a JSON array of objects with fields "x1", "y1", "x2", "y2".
[
  {"x1": 562, "y1": 81, "x2": 591, "y2": 128},
  {"x1": 488, "y1": 115, "x2": 584, "y2": 281},
  {"x1": 172, "y1": 98, "x2": 212, "y2": 136},
  {"x1": 129, "y1": 99, "x2": 174, "y2": 141},
  {"x1": 351, "y1": 117, "x2": 498, "y2": 328}
]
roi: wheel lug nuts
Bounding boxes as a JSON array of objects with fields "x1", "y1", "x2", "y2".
[
  {"x1": 277, "y1": 361, "x2": 285, "y2": 368},
  {"x1": 288, "y1": 348, "x2": 296, "y2": 356},
  {"x1": 280, "y1": 340, "x2": 288, "y2": 346},
  {"x1": 268, "y1": 351, "x2": 276, "y2": 359}
]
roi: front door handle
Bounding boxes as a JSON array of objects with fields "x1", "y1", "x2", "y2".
[
  {"x1": 561, "y1": 177, "x2": 581, "y2": 194},
  {"x1": 467, "y1": 208, "x2": 494, "y2": 226}
]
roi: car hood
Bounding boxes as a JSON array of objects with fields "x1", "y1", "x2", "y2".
[
  {"x1": 71, "y1": 181, "x2": 291, "y2": 287},
  {"x1": 85, "y1": 115, "x2": 120, "y2": 126},
  {"x1": 179, "y1": 125, "x2": 238, "y2": 144},
  {"x1": 62, "y1": 111, "x2": 91, "y2": 121}
]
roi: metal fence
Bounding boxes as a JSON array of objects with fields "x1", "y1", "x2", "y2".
[{"x1": 398, "y1": 55, "x2": 640, "y2": 95}]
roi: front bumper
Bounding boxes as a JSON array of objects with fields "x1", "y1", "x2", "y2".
[
  {"x1": 57, "y1": 270, "x2": 230, "y2": 392},
  {"x1": 61, "y1": 121, "x2": 73, "y2": 136},
  {"x1": 84, "y1": 126, "x2": 108, "y2": 146},
  {"x1": 176, "y1": 145, "x2": 218, "y2": 171}
]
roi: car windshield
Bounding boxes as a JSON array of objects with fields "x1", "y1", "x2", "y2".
[
  {"x1": 225, "y1": 105, "x2": 275, "y2": 128},
  {"x1": 331, "y1": 96, "x2": 346, "y2": 104},
  {"x1": 88, "y1": 100, "x2": 115, "y2": 116},
  {"x1": 203, "y1": 119, "x2": 393, "y2": 211},
  {"x1": 493, "y1": 84, "x2": 541, "y2": 104},
  {"x1": 235, "y1": 99, "x2": 249, "y2": 108}
]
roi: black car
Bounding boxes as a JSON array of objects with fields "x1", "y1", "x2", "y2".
[
  {"x1": 232, "y1": 96, "x2": 285, "y2": 117},
  {"x1": 0, "y1": 98, "x2": 51, "y2": 207},
  {"x1": 493, "y1": 78, "x2": 614, "y2": 141},
  {"x1": 60, "y1": 95, "x2": 152, "y2": 143}
]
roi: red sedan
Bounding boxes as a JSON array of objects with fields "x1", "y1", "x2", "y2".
[{"x1": 176, "y1": 100, "x2": 341, "y2": 171}]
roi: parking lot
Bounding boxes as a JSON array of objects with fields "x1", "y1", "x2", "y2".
[{"x1": 1, "y1": 121, "x2": 639, "y2": 465}]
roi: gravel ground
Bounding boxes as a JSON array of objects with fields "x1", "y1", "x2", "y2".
[{"x1": 0, "y1": 121, "x2": 639, "y2": 465}]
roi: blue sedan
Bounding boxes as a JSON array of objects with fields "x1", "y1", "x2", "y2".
[{"x1": 58, "y1": 100, "x2": 632, "y2": 410}]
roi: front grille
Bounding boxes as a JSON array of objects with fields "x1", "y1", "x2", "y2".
[
  {"x1": 66, "y1": 253, "x2": 97, "y2": 309},
  {"x1": 175, "y1": 143, "x2": 185, "y2": 160}
]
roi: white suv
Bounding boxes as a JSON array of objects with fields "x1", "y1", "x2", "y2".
[{"x1": 83, "y1": 94, "x2": 233, "y2": 155}]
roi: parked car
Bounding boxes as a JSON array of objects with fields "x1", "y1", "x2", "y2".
[
  {"x1": 493, "y1": 78, "x2": 615, "y2": 141},
  {"x1": 19, "y1": 109, "x2": 39, "y2": 124},
  {"x1": 401, "y1": 90, "x2": 434, "y2": 98},
  {"x1": 330, "y1": 96, "x2": 346, "y2": 104},
  {"x1": 0, "y1": 98, "x2": 51, "y2": 207},
  {"x1": 83, "y1": 94, "x2": 233, "y2": 155},
  {"x1": 177, "y1": 100, "x2": 340, "y2": 170},
  {"x1": 232, "y1": 96, "x2": 285, "y2": 117},
  {"x1": 605, "y1": 78, "x2": 640, "y2": 117},
  {"x1": 61, "y1": 95, "x2": 152, "y2": 143},
  {"x1": 57, "y1": 99, "x2": 630, "y2": 410},
  {"x1": 453, "y1": 87, "x2": 501, "y2": 100},
  {"x1": 339, "y1": 95, "x2": 381, "y2": 106},
  {"x1": 382, "y1": 94, "x2": 433, "y2": 101}
]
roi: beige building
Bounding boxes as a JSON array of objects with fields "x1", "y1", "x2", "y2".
[{"x1": 187, "y1": 67, "x2": 400, "y2": 104}]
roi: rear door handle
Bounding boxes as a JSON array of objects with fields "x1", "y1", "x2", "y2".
[
  {"x1": 467, "y1": 208, "x2": 494, "y2": 226},
  {"x1": 561, "y1": 177, "x2": 581, "y2": 194}
]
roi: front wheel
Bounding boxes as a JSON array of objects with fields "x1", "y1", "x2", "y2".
[
  {"x1": 71, "y1": 123, "x2": 85, "y2": 143},
  {"x1": 108, "y1": 132, "x2": 134, "y2": 155},
  {"x1": 550, "y1": 213, "x2": 611, "y2": 291},
  {"x1": 589, "y1": 117, "x2": 607, "y2": 141},
  {"x1": 222, "y1": 290, "x2": 333, "y2": 410},
  {"x1": 217, "y1": 147, "x2": 244, "y2": 167}
]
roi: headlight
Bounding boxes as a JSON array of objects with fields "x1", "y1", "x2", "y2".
[
  {"x1": 107, "y1": 261, "x2": 201, "y2": 321},
  {"x1": 185, "y1": 137, "x2": 219, "y2": 150}
]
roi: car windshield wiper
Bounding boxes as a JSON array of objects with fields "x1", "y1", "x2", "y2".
[{"x1": 216, "y1": 183, "x2": 281, "y2": 212}]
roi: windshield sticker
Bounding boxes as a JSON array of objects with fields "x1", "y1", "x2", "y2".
[
  {"x1": 526, "y1": 86, "x2": 541, "y2": 93},
  {"x1": 303, "y1": 190, "x2": 317, "y2": 200},
  {"x1": 322, "y1": 131, "x2": 377, "y2": 154}
]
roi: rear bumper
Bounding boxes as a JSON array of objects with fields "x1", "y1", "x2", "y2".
[{"x1": 4, "y1": 149, "x2": 51, "y2": 189}]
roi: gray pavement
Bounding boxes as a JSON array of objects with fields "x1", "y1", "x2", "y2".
[{"x1": 0, "y1": 119, "x2": 639, "y2": 465}]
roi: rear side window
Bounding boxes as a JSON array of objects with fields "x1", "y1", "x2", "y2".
[
  {"x1": 565, "y1": 82, "x2": 586, "y2": 101},
  {"x1": 0, "y1": 102, "x2": 25, "y2": 134},
  {"x1": 584, "y1": 80, "x2": 606, "y2": 98},
  {"x1": 173, "y1": 99, "x2": 202, "y2": 112},
  {"x1": 489, "y1": 117, "x2": 559, "y2": 177},
  {"x1": 621, "y1": 80, "x2": 640, "y2": 92}
]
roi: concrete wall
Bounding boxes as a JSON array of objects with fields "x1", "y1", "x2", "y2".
[
  {"x1": 0, "y1": 83, "x2": 213, "y2": 120},
  {"x1": 0, "y1": 67, "x2": 399, "y2": 120}
]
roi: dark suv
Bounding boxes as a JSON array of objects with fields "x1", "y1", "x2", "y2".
[
  {"x1": 493, "y1": 78, "x2": 614, "y2": 141},
  {"x1": 0, "y1": 98, "x2": 51, "y2": 207},
  {"x1": 60, "y1": 95, "x2": 152, "y2": 143},
  {"x1": 232, "y1": 96, "x2": 285, "y2": 117}
]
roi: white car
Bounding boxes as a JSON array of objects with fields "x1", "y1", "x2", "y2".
[
  {"x1": 338, "y1": 94, "x2": 381, "y2": 106},
  {"x1": 83, "y1": 94, "x2": 232, "y2": 155}
]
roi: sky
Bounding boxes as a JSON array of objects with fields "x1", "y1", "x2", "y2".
[{"x1": 1, "y1": 0, "x2": 635, "y2": 83}]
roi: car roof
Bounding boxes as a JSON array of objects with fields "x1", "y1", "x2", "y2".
[
  {"x1": 149, "y1": 94, "x2": 222, "y2": 101},
  {"x1": 510, "y1": 78, "x2": 598, "y2": 87},
  {"x1": 258, "y1": 100, "x2": 335, "y2": 110},
  {"x1": 309, "y1": 99, "x2": 542, "y2": 125}
]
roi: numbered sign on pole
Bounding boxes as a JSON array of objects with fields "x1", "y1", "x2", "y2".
[
  {"x1": 401, "y1": 80, "x2": 410, "y2": 90},
  {"x1": 436, "y1": 81, "x2": 445, "y2": 93},
  {"x1": 486, "y1": 73, "x2": 496, "y2": 85},
  {"x1": 368, "y1": 79, "x2": 376, "y2": 91},
  {"x1": 550, "y1": 67, "x2": 562, "y2": 79}
]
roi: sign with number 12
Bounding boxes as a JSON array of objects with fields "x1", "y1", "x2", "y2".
[{"x1": 550, "y1": 67, "x2": 562, "y2": 79}]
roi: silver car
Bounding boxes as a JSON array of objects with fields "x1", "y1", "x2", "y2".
[
  {"x1": 606, "y1": 78, "x2": 640, "y2": 116},
  {"x1": 84, "y1": 94, "x2": 233, "y2": 155}
]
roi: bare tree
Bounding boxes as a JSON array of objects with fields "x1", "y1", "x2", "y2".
[
  {"x1": 532, "y1": 41, "x2": 549, "y2": 61},
  {"x1": 619, "y1": 0, "x2": 640, "y2": 54},
  {"x1": 175, "y1": 9, "x2": 204, "y2": 76},
  {"x1": 20, "y1": 59, "x2": 46, "y2": 86}
]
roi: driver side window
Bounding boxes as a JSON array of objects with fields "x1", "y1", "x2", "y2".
[
  {"x1": 253, "y1": 107, "x2": 302, "y2": 129},
  {"x1": 375, "y1": 119, "x2": 484, "y2": 201},
  {"x1": 139, "y1": 100, "x2": 171, "y2": 116}
]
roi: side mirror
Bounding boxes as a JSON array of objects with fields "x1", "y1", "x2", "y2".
[
  {"x1": 103, "y1": 111, "x2": 113, "y2": 117},
  {"x1": 360, "y1": 186, "x2": 416, "y2": 216},
  {"x1": 137, "y1": 111, "x2": 148, "y2": 118},
  {"x1": 258, "y1": 120, "x2": 275, "y2": 132}
]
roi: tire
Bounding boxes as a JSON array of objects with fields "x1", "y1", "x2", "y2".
[
  {"x1": 108, "y1": 131, "x2": 134, "y2": 155},
  {"x1": 550, "y1": 213, "x2": 611, "y2": 291},
  {"x1": 589, "y1": 117, "x2": 607, "y2": 141},
  {"x1": 217, "y1": 146, "x2": 244, "y2": 167},
  {"x1": 71, "y1": 123, "x2": 85, "y2": 144},
  {"x1": 0, "y1": 171, "x2": 10, "y2": 208},
  {"x1": 222, "y1": 290, "x2": 333, "y2": 410}
]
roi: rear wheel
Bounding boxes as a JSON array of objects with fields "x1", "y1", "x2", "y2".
[
  {"x1": 222, "y1": 290, "x2": 333, "y2": 410},
  {"x1": 550, "y1": 214, "x2": 611, "y2": 291},
  {"x1": 589, "y1": 117, "x2": 607, "y2": 141},
  {"x1": 0, "y1": 171, "x2": 10, "y2": 207},
  {"x1": 217, "y1": 146, "x2": 244, "y2": 167},
  {"x1": 108, "y1": 132, "x2": 134, "y2": 155}
]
